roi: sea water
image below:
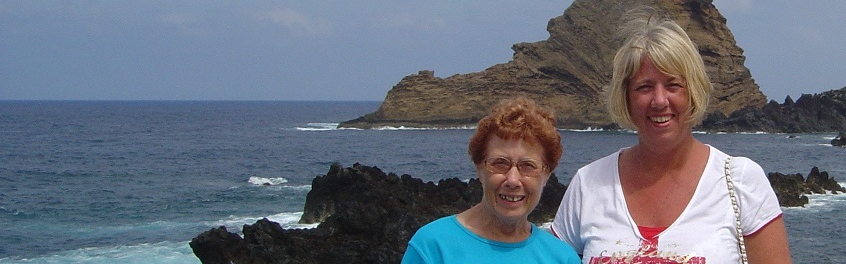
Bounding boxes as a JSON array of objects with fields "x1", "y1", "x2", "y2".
[{"x1": 0, "y1": 101, "x2": 842, "y2": 263}]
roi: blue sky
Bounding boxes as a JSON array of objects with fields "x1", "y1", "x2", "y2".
[{"x1": 1, "y1": 0, "x2": 844, "y2": 101}]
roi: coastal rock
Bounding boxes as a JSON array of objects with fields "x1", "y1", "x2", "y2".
[
  {"x1": 767, "y1": 172, "x2": 810, "y2": 207},
  {"x1": 191, "y1": 163, "x2": 842, "y2": 263},
  {"x1": 340, "y1": 0, "x2": 766, "y2": 129},
  {"x1": 767, "y1": 167, "x2": 846, "y2": 207},
  {"x1": 190, "y1": 163, "x2": 566, "y2": 264},
  {"x1": 805, "y1": 167, "x2": 846, "y2": 194},
  {"x1": 700, "y1": 87, "x2": 846, "y2": 133},
  {"x1": 832, "y1": 132, "x2": 846, "y2": 147}
]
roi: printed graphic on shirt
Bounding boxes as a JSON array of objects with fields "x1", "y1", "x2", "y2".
[{"x1": 587, "y1": 235, "x2": 706, "y2": 264}]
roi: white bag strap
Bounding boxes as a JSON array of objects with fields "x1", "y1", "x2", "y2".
[{"x1": 724, "y1": 156, "x2": 748, "y2": 264}]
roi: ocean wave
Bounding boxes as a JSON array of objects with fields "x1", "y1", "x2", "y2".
[
  {"x1": 246, "y1": 177, "x2": 310, "y2": 190},
  {"x1": 280, "y1": 185, "x2": 312, "y2": 191},
  {"x1": 247, "y1": 176, "x2": 288, "y2": 186},
  {"x1": 294, "y1": 123, "x2": 340, "y2": 131},
  {"x1": 0, "y1": 241, "x2": 197, "y2": 264},
  {"x1": 209, "y1": 212, "x2": 318, "y2": 231},
  {"x1": 782, "y1": 192, "x2": 846, "y2": 214},
  {"x1": 737, "y1": 131, "x2": 769, "y2": 135}
]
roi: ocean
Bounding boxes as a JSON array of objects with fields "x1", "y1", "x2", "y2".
[{"x1": 0, "y1": 101, "x2": 843, "y2": 263}]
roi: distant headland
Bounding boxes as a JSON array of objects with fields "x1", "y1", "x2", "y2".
[{"x1": 338, "y1": 0, "x2": 846, "y2": 133}]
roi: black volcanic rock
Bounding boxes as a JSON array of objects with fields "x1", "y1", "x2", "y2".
[
  {"x1": 768, "y1": 172, "x2": 811, "y2": 207},
  {"x1": 768, "y1": 167, "x2": 846, "y2": 207},
  {"x1": 190, "y1": 163, "x2": 844, "y2": 263},
  {"x1": 190, "y1": 163, "x2": 567, "y2": 264},
  {"x1": 805, "y1": 167, "x2": 846, "y2": 194},
  {"x1": 700, "y1": 87, "x2": 846, "y2": 133},
  {"x1": 832, "y1": 132, "x2": 846, "y2": 147}
]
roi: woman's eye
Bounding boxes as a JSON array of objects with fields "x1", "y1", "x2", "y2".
[
  {"x1": 518, "y1": 161, "x2": 539, "y2": 170},
  {"x1": 633, "y1": 85, "x2": 650, "y2": 91}
]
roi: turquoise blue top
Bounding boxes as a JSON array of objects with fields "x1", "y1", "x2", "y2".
[{"x1": 401, "y1": 215, "x2": 581, "y2": 264}]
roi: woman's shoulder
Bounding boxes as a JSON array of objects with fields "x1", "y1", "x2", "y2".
[
  {"x1": 582, "y1": 148, "x2": 625, "y2": 169},
  {"x1": 531, "y1": 225, "x2": 581, "y2": 260},
  {"x1": 411, "y1": 215, "x2": 460, "y2": 239},
  {"x1": 418, "y1": 215, "x2": 458, "y2": 230},
  {"x1": 706, "y1": 145, "x2": 766, "y2": 184},
  {"x1": 706, "y1": 145, "x2": 763, "y2": 170}
]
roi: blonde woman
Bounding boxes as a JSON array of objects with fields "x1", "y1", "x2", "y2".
[{"x1": 552, "y1": 9, "x2": 792, "y2": 264}]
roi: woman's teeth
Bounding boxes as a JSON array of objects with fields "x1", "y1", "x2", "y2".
[
  {"x1": 650, "y1": 116, "x2": 671, "y2": 123},
  {"x1": 499, "y1": 194, "x2": 525, "y2": 202}
]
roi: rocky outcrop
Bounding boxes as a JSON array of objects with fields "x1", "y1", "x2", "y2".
[
  {"x1": 191, "y1": 163, "x2": 844, "y2": 264},
  {"x1": 832, "y1": 132, "x2": 846, "y2": 147},
  {"x1": 340, "y1": 0, "x2": 766, "y2": 129},
  {"x1": 700, "y1": 87, "x2": 846, "y2": 133},
  {"x1": 768, "y1": 167, "x2": 846, "y2": 207},
  {"x1": 190, "y1": 163, "x2": 566, "y2": 264}
]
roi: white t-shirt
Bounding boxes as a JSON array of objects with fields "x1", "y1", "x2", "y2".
[{"x1": 551, "y1": 145, "x2": 782, "y2": 263}]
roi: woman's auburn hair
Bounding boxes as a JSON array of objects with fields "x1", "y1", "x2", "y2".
[
  {"x1": 606, "y1": 9, "x2": 711, "y2": 131},
  {"x1": 468, "y1": 97, "x2": 563, "y2": 171}
]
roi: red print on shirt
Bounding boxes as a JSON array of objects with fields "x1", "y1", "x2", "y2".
[{"x1": 587, "y1": 235, "x2": 706, "y2": 264}]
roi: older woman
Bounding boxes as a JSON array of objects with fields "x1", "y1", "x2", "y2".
[
  {"x1": 401, "y1": 97, "x2": 580, "y2": 263},
  {"x1": 551, "y1": 8, "x2": 792, "y2": 264}
]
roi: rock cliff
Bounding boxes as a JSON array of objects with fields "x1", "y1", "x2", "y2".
[{"x1": 340, "y1": 0, "x2": 766, "y2": 129}]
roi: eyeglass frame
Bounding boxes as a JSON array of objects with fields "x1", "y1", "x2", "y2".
[{"x1": 482, "y1": 157, "x2": 548, "y2": 177}]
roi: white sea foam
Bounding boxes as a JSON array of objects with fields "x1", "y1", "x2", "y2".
[
  {"x1": 209, "y1": 212, "x2": 318, "y2": 232},
  {"x1": 737, "y1": 131, "x2": 769, "y2": 135},
  {"x1": 295, "y1": 122, "x2": 340, "y2": 131},
  {"x1": 565, "y1": 127, "x2": 606, "y2": 132},
  {"x1": 247, "y1": 176, "x2": 288, "y2": 186},
  {"x1": 281, "y1": 184, "x2": 312, "y2": 191},
  {"x1": 0, "y1": 241, "x2": 198, "y2": 264},
  {"x1": 372, "y1": 125, "x2": 476, "y2": 130},
  {"x1": 782, "y1": 192, "x2": 846, "y2": 214}
]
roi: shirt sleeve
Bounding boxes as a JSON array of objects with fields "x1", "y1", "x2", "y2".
[
  {"x1": 731, "y1": 157, "x2": 783, "y2": 235},
  {"x1": 552, "y1": 169, "x2": 585, "y2": 254}
]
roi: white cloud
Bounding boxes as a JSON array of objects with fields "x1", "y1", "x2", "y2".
[{"x1": 259, "y1": 8, "x2": 331, "y2": 36}]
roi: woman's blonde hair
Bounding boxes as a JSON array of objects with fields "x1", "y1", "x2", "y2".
[{"x1": 607, "y1": 8, "x2": 711, "y2": 130}]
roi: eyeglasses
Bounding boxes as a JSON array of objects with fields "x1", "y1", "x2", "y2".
[{"x1": 483, "y1": 157, "x2": 547, "y2": 177}]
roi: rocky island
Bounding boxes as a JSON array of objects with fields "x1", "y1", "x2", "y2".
[
  {"x1": 340, "y1": 0, "x2": 766, "y2": 130},
  {"x1": 339, "y1": 0, "x2": 846, "y2": 133}
]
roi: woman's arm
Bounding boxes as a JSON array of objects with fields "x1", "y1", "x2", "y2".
[{"x1": 744, "y1": 216, "x2": 792, "y2": 264}]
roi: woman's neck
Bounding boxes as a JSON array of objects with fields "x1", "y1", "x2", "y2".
[
  {"x1": 633, "y1": 135, "x2": 703, "y2": 171},
  {"x1": 457, "y1": 204, "x2": 532, "y2": 243}
]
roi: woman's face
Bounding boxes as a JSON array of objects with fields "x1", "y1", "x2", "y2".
[
  {"x1": 627, "y1": 56, "x2": 692, "y2": 146},
  {"x1": 476, "y1": 135, "x2": 550, "y2": 225}
]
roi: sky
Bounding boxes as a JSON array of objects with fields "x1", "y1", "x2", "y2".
[{"x1": 1, "y1": 0, "x2": 844, "y2": 102}]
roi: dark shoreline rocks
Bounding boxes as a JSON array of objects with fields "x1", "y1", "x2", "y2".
[
  {"x1": 190, "y1": 163, "x2": 844, "y2": 264},
  {"x1": 190, "y1": 163, "x2": 564, "y2": 264},
  {"x1": 768, "y1": 166, "x2": 846, "y2": 207},
  {"x1": 699, "y1": 87, "x2": 846, "y2": 133},
  {"x1": 832, "y1": 132, "x2": 846, "y2": 147}
]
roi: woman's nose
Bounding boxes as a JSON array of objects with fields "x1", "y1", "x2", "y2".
[
  {"x1": 503, "y1": 167, "x2": 522, "y2": 188},
  {"x1": 650, "y1": 86, "x2": 669, "y2": 109}
]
